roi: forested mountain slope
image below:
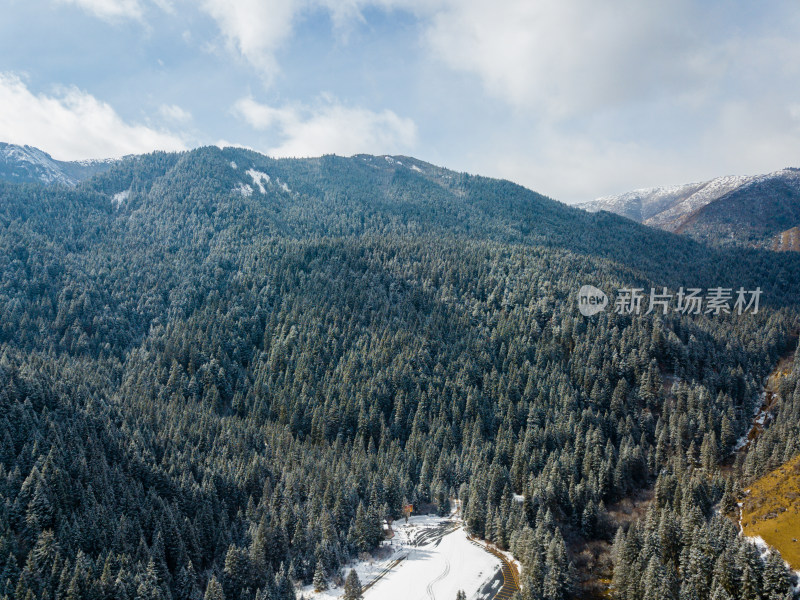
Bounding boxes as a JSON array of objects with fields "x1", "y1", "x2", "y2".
[{"x1": 1, "y1": 146, "x2": 798, "y2": 600}]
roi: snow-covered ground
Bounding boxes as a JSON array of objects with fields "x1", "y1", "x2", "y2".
[
  {"x1": 112, "y1": 189, "x2": 130, "y2": 208},
  {"x1": 247, "y1": 169, "x2": 270, "y2": 194},
  {"x1": 300, "y1": 515, "x2": 501, "y2": 600},
  {"x1": 235, "y1": 182, "x2": 253, "y2": 197}
]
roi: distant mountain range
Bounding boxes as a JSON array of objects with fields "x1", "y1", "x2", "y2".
[
  {"x1": 579, "y1": 168, "x2": 800, "y2": 250},
  {"x1": 0, "y1": 142, "x2": 117, "y2": 186}
]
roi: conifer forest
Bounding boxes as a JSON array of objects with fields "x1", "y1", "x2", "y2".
[{"x1": 1, "y1": 148, "x2": 799, "y2": 600}]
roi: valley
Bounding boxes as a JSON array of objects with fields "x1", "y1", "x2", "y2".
[{"x1": 0, "y1": 146, "x2": 798, "y2": 600}]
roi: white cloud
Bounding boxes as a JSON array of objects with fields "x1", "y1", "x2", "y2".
[
  {"x1": 790, "y1": 104, "x2": 800, "y2": 124},
  {"x1": 485, "y1": 98, "x2": 800, "y2": 204},
  {"x1": 214, "y1": 140, "x2": 253, "y2": 151},
  {"x1": 484, "y1": 133, "x2": 674, "y2": 204},
  {"x1": 0, "y1": 73, "x2": 187, "y2": 160},
  {"x1": 55, "y1": 0, "x2": 146, "y2": 20},
  {"x1": 197, "y1": 0, "x2": 435, "y2": 80},
  {"x1": 53, "y1": 0, "x2": 175, "y2": 21},
  {"x1": 233, "y1": 95, "x2": 417, "y2": 157},
  {"x1": 158, "y1": 103, "x2": 192, "y2": 124},
  {"x1": 196, "y1": 0, "x2": 719, "y2": 108},
  {"x1": 201, "y1": 0, "x2": 800, "y2": 126},
  {"x1": 233, "y1": 97, "x2": 296, "y2": 130},
  {"x1": 409, "y1": 0, "x2": 800, "y2": 201},
  {"x1": 422, "y1": 0, "x2": 719, "y2": 115},
  {"x1": 200, "y1": 0, "x2": 300, "y2": 79},
  {"x1": 702, "y1": 100, "x2": 800, "y2": 174}
]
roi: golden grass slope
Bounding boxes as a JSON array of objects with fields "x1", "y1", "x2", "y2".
[
  {"x1": 740, "y1": 452, "x2": 800, "y2": 570},
  {"x1": 773, "y1": 226, "x2": 800, "y2": 252}
]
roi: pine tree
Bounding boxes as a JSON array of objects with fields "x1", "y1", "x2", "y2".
[
  {"x1": 709, "y1": 583, "x2": 733, "y2": 600},
  {"x1": 718, "y1": 479, "x2": 736, "y2": 516},
  {"x1": 312, "y1": 562, "x2": 327, "y2": 592},
  {"x1": 25, "y1": 479, "x2": 54, "y2": 531},
  {"x1": 343, "y1": 570, "x2": 362, "y2": 600},
  {"x1": 223, "y1": 545, "x2": 251, "y2": 600},
  {"x1": 175, "y1": 562, "x2": 200, "y2": 600},
  {"x1": 762, "y1": 551, "x2": 790, "y2": 598},
  {"x1": 204, "y1": 576, "x2": 225, "y2": 600},
  {"x1": 134, "y1": 558, "x2": 167, "y2": 600}
]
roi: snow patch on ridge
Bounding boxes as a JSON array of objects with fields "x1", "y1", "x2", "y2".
[
  {"x1": 235, "y1": 183, "x2": 253, "y2": 197},
  {"x1": 112, "y1": 190, "x2": 130, "y2": 208},
  {"x1": 246, "y1": 169, "x2": 270, "y2": 194}
]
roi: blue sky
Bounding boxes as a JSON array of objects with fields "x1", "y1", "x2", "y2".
[{"x1": 1, "y1": 0, "x2": 799, "y2": 203}]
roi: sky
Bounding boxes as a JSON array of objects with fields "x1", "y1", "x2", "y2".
[{"x1": 1, "y1": 0, "x2": 800, "y2": 203}]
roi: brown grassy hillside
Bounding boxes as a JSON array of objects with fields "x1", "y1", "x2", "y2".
[
  {"x1": 773, "y1": 226, "x2": 800, "y2": 252},
  {"x1": 740, "y1": 453, "x2": 800, "y2": 570}
]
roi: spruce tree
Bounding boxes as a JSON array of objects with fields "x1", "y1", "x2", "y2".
[
  {"x1": 312, "y1": 562, "x2": 327, "y2": 592},
  {"x1": 204, "y1": 576, "x2": 225, "y2": 600},
  {"x1": 343, "y1": 570, "x2": 362, "y2": 600}
]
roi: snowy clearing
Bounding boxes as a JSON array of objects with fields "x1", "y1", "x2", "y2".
[
  {"x1": 247, "y1": 169, "x2": 270, "y2": 194},
  {"x1": 112, "y1": 189, "x2": 130, "y2": 208},
  {"x1": 235, "y1": 183, "x2": 253, "y2": 197},
  {"x1": 301, "y1": 515, "x2": 502, "y2": 600}
]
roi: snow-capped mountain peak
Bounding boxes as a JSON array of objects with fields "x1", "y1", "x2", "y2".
[
  {"x1": 579, "y1": 168, "x2": 800, "y2": 249},
  {"x1": 0, "y1": 142, "x2": 117, "y2": 186}
]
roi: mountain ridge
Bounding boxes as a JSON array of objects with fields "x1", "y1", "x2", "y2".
[
  {"x1": 0, "y1": 141, "x2": 118, "y2": 186},
  {"x1": 1, "y1": 143, "x2": 797, "y2": 311},
  {"x1": 3, "y1": 142, "x2": 800, "y2": 305},
  {"x1": 579, "y1": 167, "x2": 800, "y2": 249}
]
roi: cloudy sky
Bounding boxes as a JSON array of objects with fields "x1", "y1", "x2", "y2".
[{"x1": 2, "y1": 0, "x2": 799, "y2": 203}]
